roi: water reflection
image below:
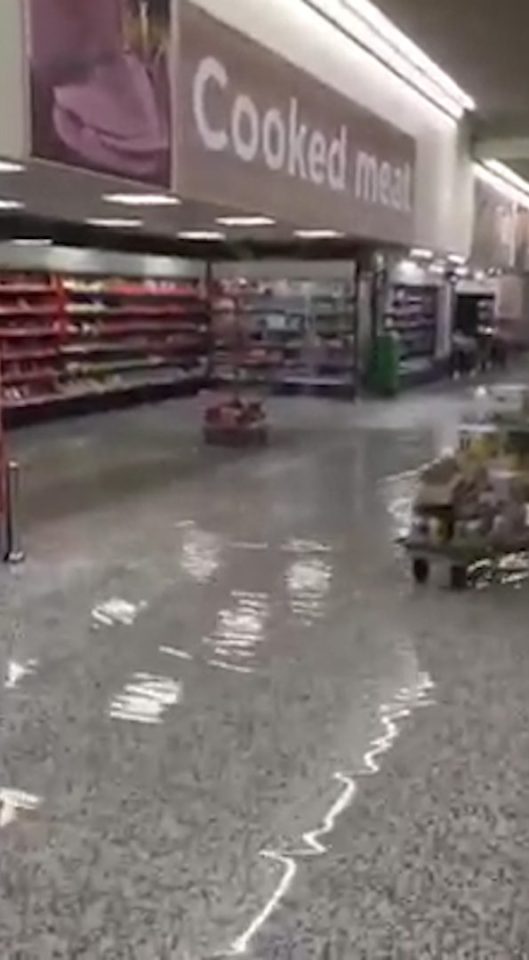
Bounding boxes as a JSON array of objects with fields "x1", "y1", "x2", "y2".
[
  {"x1": 204, "y1": 590, "x2": 270, "y2": 675},
  {"x1": 225, "y1": 670, "x2": 435, "y2": 957},
  {"x1": 381, "y1": 470, "x2": 417, "y2": 543},
  {"x1": 159, "y1": 645, "x2": 193, "y2": 662},
  {"x1": 282, "y1": 538, "x2": 332, "y2": 555},
  {"x1": 4, "y1": 658, "x2": 38, "y2": 689},
  {"x1": 286, "y1": 556, "x2": 333, "y2": 625},
  {"x1": 0, "y1": 788, "x2": 41, "y2": 829},
  {"x1": 180, "y1": 524, "x2": 221, "y2": 584},
  {"x1": 91, "y1": 597, "x2": 147, "y2": 630},
  {"x1": 471, "y1": 551, "x2": 529, "y2": 590},
  {"x1": 109, "y1": 672, "x2": 182, "y2": 725}
]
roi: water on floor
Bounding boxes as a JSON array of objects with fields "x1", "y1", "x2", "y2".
[{"x1": 0, "y1": 387, "x2": 528, "y2": 958}]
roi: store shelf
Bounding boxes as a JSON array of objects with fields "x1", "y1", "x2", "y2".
[
  {"x1": 64, "y1": 283, "x2": 204, "y2": 299},
  {"x1": 3, "y1": 369, "x2": 59, "y2": 386},
  {"x1": 66, "y1": 305, "x2": 207, "y2": 319},
  {"x1": 388, "y1": 283, "x2": 439, "y2": 374},
  {"x1": 0, "y1": 285, "x2": 55, "y2": 295},
  {"x1": 3, "y1": 348, "x2": 58, "y2": 361},
  {"x1": 213, "y1": 279, "x2": 357, "y2": 395},
  {"x1": 1, "y1": 328, "x2": 59, "y2": 339},
  {"x1": 5, "y1": 368, "x2": 205, "y2": 411},
  {"x1": 0, "y1": 271, "x2": 211, "y2": 418}
]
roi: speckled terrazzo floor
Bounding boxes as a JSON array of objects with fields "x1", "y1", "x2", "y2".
[{"x1": 0, "y1": 382, "x2": 528, "y2": 958}]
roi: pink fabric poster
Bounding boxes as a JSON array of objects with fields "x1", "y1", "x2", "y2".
[{"x1": 29, "y1": 0, "x2": 172, "y2": 187}]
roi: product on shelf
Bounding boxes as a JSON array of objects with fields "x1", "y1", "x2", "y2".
[
  {"x1": 405, "y1": 385, "x2": 529, "y2": 587},
  {"x1": 387, "y1": 283, "x2": 439, "y2": 379},
  {"x1": 0, "y1": 271, "x2": 210, "y2": 414},
  {"x1": 212, "y1": 278, "x2": 357, "y2": 395}
]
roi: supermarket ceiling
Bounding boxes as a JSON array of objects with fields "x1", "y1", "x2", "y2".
[
  {"x1": 0, "y1": 160, "x2": 303, "y2": 257},
  {"x1": 0, "y1": 160, "x2": 378, "y2": 261},
  {"x1": 377, "y1": 0, "x2": 529, "y2": 176}
]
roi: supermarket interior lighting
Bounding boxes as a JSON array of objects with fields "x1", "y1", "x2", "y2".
[
  {"x1": 216, "y1": 216, "x2": 276, "y2": 227},
  {"x1": 178, "y1": 230, "x2": 226, "y2": 240},
  {"x1": 410, "y1": 247, "x2": 434, "y2": 259},
  {"x1": 482, "y1": 159, "x2": 529, "y2": 198},
  {"x1": 294, "y1": 229, "x2": 344, "y2": 238},
  {"x1": 475, "y1": 162, "x2": 529, "y2": 210},
  {"x1": 12, "y1": 238, "x2": 53, "y2": 247},
  {"x1": 104, "y1": 193, "x2": 181, "y2": 206},
  {"x1": 0, "y1": 161, "x2": 24, "y2": 173},
  {"x1": 304, "y1": 0, "x2": 475, "y2": 120},
  {"x1": 0, "y1": 199, "x2": 23, "y2": 210},
  {"x1": 87, "y1": 217, "x2": 143, "y2": 228}
]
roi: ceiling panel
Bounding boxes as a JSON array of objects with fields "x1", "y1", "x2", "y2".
[{"x1": 376, "y1": 0, "x2": 529, "y2": 125}]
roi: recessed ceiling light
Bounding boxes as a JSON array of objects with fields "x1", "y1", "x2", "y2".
[
  {"x1": 104, "y1": 193, "x2": 181, "y2": 206},
  {"x1": 86, "y1": 218, "x2": 143, "y2": 228},
  {"x1": 447, "y1": 253, "x2": 466, "y2": 264},
  {"x1": 12, "y1": 238, "x2": 53, "y2": 247},
  {"x1": 216, "y1": 216, "x2": 275, "y2": 227},
  {"x1": 294, "y1": 229, "x2": 344, "y2": 238},
  {"x1": 178, "y1": 230, "x2": 226, "y2": 241},
  {"x1": 410, "y1": 247, "x2": 434, "y2": 259},
  {"x1": 0, "y1": 161, "x2": 24, "y2": 173},
  {"x1": 0, "y1": 199, "x2": 23, "y2": 210}
]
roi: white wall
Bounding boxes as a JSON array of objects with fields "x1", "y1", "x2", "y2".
[{"x1": 188, "y1": 0, "x2": 473, "y2": 256}]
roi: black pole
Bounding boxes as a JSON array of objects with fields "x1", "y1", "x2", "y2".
[{"x1": 4, "y1": 461, "x2": 24, "y2": 565}]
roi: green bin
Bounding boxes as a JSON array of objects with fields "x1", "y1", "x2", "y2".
[{"x1": 368, "y1": 331, "x2": 401, "y2": 396}]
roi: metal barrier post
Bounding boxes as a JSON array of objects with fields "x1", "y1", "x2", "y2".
[{"x1": 4, "y1": 461, "x2": 24, "y2": 565}]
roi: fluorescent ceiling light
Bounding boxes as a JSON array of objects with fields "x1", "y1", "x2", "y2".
[
  {"x1": 447, "y1": 253, "x2": 466, "y2": 264},
  {"x1": 482, "y1": 160, "x2": 529, "y2": 197},
  {"x1": 0, "y1": 161, "x2": 24, "y2": 173},
  {"x1": 399, "y1": 259, "x2": 419, "y2": 272},
  {"x1": 178, "y1": 230, "x2": 226, "y2": 240},
  {"x1": 410, "y1": 247, "x2": 434, "y2": 259},
  {"x1": 294, "y1": 229, "x2": 344, "y2": 238},
  {"x1": 87, "y1": 218, "x2": 143, "y2": 228},
  {"x1": 0, "y1": 199, "x2": 23, "y2": 210},
  {"x1": 12, "y1": 238, "x2": 53, "y2": 247},
  {"x1": 475, "y1": 162, "x2": 529, "y2": 210},
  {"x1": 104, "y1": 193, "x2": 181, "y2": 206},
  {"x1": 216, "y1": 216, "x2": 275, "y2": 227},
  {"x1": 305, "y1": 0, "x2": 474, "y2": 120}
]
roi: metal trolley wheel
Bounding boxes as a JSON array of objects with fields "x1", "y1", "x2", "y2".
[
  {"x1": 450, "y1": 564, "x2": 468, "y2": 590},
  {"x1": 412, "y1": 557, "x2": 430, "y2": 585}
]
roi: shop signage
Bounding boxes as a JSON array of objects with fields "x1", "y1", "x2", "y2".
[
  {"x1": 472, "y1": 176, "x2": 529, "y2": 271},
  {"x1": 27, "y1": 0, "x2": 173, "y2": 187},
  {"x1": 176, "y1": 1, "x2": 416, "y2": 244}
]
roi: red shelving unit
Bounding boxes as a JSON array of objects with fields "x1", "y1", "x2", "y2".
[{"x1": 0, "y1": 271, "x2": 210, "y2": 418}]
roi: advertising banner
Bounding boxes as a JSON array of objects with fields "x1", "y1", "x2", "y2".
[
  {"x1": 27, "y1": 0, "x2": 172, "y2": 186},
  {"x1": 472, "y1": 176, "x2": 529, "y2": 271},
  {"x1": 27, "y1": 0, "x2": 417, "y2": 244},
  {"x1": 175, "y1": 1, "x2": 416, "y2": 244}
]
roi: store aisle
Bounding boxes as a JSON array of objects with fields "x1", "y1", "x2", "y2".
[{"x1": 0, "y1": 386, "x2": 528, "y2": 958}]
